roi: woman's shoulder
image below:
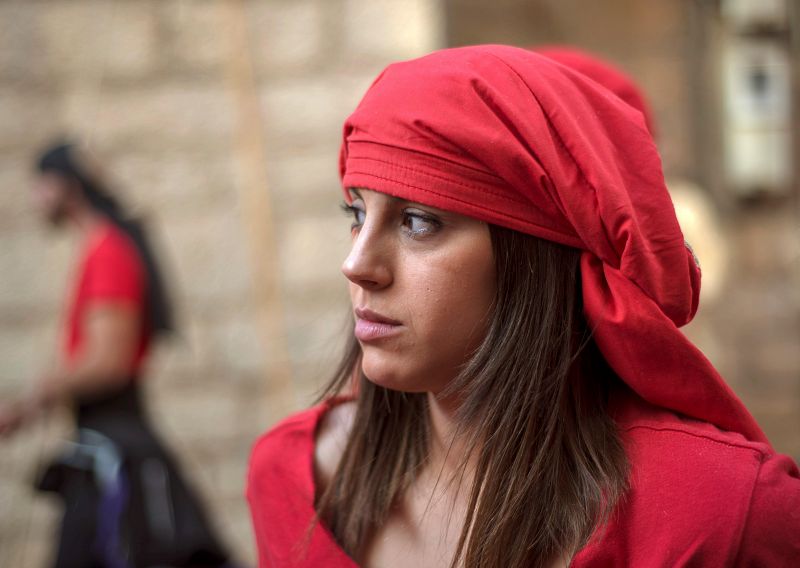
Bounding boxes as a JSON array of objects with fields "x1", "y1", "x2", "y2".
[
  {"x1": 248, "y1": 404, "x2": 325, "y2": 487},
  {"x1": 247, "y1": 399, "x2": 359, "y2": 568},
  {"x1": 611, "y1": 386, "x2": 775, "y2": 466},
  {"x1": 246, "y1": 403, "x2": 326, "y2": 543},
  {"x1": 736, "y1": 449, "x2": 800, "y2": 564},
  {"x1": 587, "y1": 388, "x2": 800, "y2": 565},
  {"x1": 247, "y1": 398, "x2": 356, "y2": 499},
  {"x1": 619, "y1": 400, "x2": 797, "y2": 524}
]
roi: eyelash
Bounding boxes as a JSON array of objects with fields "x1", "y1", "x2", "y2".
[
  {"x1": 404, "y1": 211, "x2": 441, "y2": 237},
  {"x1": 340, "y1": 202, "x2": 365, "y2": 230},
  {"x1": 339, "y1": 201, "x2": 442, "y2": 237}
]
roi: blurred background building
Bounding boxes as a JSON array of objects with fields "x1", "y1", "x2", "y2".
[{"x1": 0, "y1": 0, "x2": 797, "y2": 565}]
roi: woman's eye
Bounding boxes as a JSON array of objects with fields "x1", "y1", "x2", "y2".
[
  {"x1": 340, "y1": 202, "x2": 366, "y2": 229},
  {"x1": 403, "y1": 211, "x2": 441, "y2": 236}
]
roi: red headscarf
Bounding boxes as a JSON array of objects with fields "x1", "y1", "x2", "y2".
[
  {"x1": 536, "y1": 46, "x2": 658, "y2": 137},
  {"x1": 339, "y1": 45, "x2": 767, "y2": 444}
]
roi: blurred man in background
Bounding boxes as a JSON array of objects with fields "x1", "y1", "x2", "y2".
[{"x1": 0, "y1": 140, "x2": 235, "y2": 568}]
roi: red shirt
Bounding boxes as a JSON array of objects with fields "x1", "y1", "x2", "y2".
[
  {"x1": 64, "y1": 220, "x2": 149, "y2": 375},
  {"x1": 247, "y1": 391, "x2": 800, "y2": 567}
]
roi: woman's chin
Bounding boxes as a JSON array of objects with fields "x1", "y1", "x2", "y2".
[{"x1": 360, "y1": 359, "x2": 427, "y2": 394}]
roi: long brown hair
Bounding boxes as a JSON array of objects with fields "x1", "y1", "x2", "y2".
[{"x1": 315, "y1": 224, "x2": 629, "y2": 567}]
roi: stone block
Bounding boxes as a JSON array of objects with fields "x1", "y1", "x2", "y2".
[
  {"x1": 38, "y1": 0, "x2": 158, "y2": 81},
  {"x1": 161, "y1": 0, "x2": 231, "y2": 75},
  {"x1": 0, "y1": 90, "x2": 58, "y2": 153},
  {"x1": 282, "y1": 291, "x2": 349, "y2": 362},
  {"x1": 681, "y1": 317, "x2": 728, "y2": 374},
  {"x1": 0, "y1": 321, "x2": 56, "y2": 388},
  {"x1": 267, "y1": 151, "x2": 342, "y2": 219},
  {"x1": 745, "y1": 394, "x2": 800, "y2": 458},
  {"x1": 0, "y1": 496, "x2": 57, "y2": 568},
  {"x1": 752, "y1": 338, "x2": 800, "y2": 384},
  {"x1": 212, "y1": 451, "x2": 250, "y2": 501},
  {"x1": 201, "y1": 310, "x2": 268, "y2": 375},
  {"x1": 148, "y1": 380, "x2": 248, "y2": 446},
  {"x1": 0, "y1": 228, "x2": 72, "y2": 314},
  {"x1": 0, "y1": 158, "x2": 38, "y2": 229},
  {"x1": 158, "y1": 208, "x2": 254, "y2": 307},
  {"x1": 260, "y1": 77, "x2": 351, "y2": 156},
  {"x1": 336, "y1": 70, "x2": 387, "y2": 115},
  {"x1": 531, "y1": 0, "x2": 684, "y2": 54},
  {"x1": 278, "y1": 216, "x2": 351, "y2": 290},
  {"x1": 342, "y1": 0, "x2": 443, "y2": 63},
  {"x1": 633, "y1": 56, "x2": 691, "y2": 173},
  {"x1": 193, "y1": 492, "x2": 255, "y2": 566},
  {"x1": 147, "y1": 317, "x2": 214, "y2": 383},
  {"x1": 0, "y1": 424, "x2": 66, "y2": 562},
  {"x1": 220, "y1": 506, "x2": 258, "y2": 567},
  {"x1": 59, "y1": 83, "x2": 235, "y2": 154},
  {"x1": 291, "y1": 353, "x2": 349, "y2": 404},
  {"x1": 149, "y1": 312, "x2": 270, "y2": 394},
  {"x1": 247, "y1": 0, "x2": 326, "y2": 74},
  {"x1": 109, "y1": 150, "x2": 237, "y2": 219},
  {"x1": 0, "y1": 1, "x2": 50, "y2": 85},
  {"x1": 259, "y1": 69, "x2": 385, "y2": 160}
]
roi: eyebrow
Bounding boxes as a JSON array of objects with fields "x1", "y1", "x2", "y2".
[
  {"x1": 348, "y1": 188, "x2": 407, "y2": 206},
  {"x1": 347, "y1": 188, "x2": 446, "y2": 214}
]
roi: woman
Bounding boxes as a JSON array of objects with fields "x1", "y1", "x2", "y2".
[
  {"x1": 0, "y1": 141, "x2": 233, "y2": 568},
  {"x1": 247, "y1": 46, "x2": 800, "y2": 567}
]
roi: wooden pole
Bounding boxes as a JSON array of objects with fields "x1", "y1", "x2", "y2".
[{"x1": 221, "y1": 0, "x2": 294, "y2": 417}]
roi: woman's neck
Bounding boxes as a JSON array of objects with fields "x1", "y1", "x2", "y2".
[{"x1": 426, "y1": 391, "x2": 477, "y2": 485}]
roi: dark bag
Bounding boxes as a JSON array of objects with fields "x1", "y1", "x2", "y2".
[{"x1": 36, "y1": 383, "x2": 230, "y2": 568}]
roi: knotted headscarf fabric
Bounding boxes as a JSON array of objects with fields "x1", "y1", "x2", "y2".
[
  {"x1": 339, "y1": 45, "x2": 767, "y2": 444},
  {"x1": 536, "y1": 46, "x2": 658, "y2": 137}
]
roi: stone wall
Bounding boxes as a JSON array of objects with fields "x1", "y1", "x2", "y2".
[{"x1": 0, "y1": 1, "x2": 442, "y2": 565}]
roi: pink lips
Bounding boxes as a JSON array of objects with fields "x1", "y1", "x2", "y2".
[{"x1": 354, "y1": 308, "x2": 401, "y2": 342}]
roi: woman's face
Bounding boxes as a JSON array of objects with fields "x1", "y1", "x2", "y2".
[{"x1": 342, "y1": 188, "x2": 496, "y2": 394}]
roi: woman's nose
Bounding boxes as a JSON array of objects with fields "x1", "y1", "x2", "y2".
[{"x1": 341, "y1": 226, "x2": 392, "y2": 290}]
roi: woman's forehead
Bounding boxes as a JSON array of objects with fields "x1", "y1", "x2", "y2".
[
  {"x1": 347, "y1": 187, "x2": 411, "y2": 207},
  {"x1": 347, "y1": 187, "x2": 461, "y2": 218}
]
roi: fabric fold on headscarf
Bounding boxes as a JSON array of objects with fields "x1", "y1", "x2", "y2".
[
  {"x1": 535, "y1": 46, "x2": 658, "y2": 137},
  {"x1": 339, "y1": 45, "x2": 768, "y2": 444}
]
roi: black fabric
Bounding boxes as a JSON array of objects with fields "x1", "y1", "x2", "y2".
[
  {"x1": 51, "y1": 466, "x2": 103, "y2": 568},
  {"x1": 35, "y1": 140, "x2": 175, "y2": 335},
  {"x1": 37, "y1": 382, "x2": 230, "y2": 568}
]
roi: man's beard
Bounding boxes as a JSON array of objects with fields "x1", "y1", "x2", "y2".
[{"x1": 45, "y1": 202, "x2": 69, "y2": 228}]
